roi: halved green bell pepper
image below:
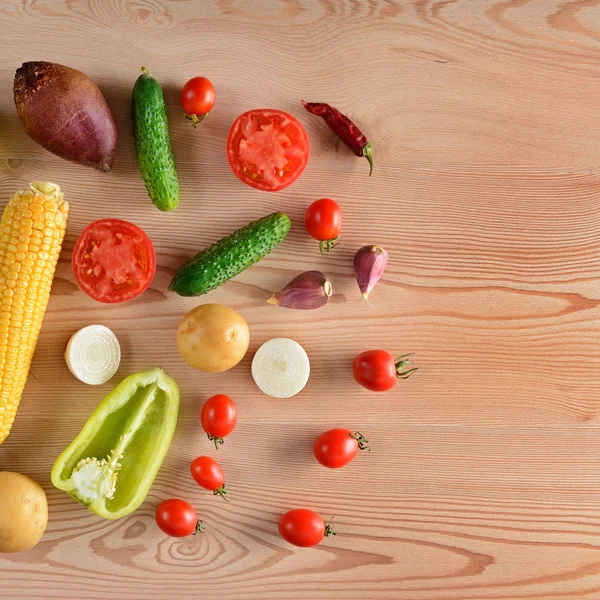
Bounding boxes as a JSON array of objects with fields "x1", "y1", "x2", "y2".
[{"x1": 51, "y1": 368, "x2": 179, "y2": 520}]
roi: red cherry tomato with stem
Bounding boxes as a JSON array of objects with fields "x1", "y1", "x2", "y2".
[
  {"x1": 181, "y1": 77, "x2": 215, "y2": 127},
  {"x1": 353, "y1": 350, "x2": 417, "y2": 392},
  {"x1": 227, "y1": 109, "x2": 310, "y2": 192},
  {"x1": 314, "y1": 428, "x2": 369, "y2": 468},
  {"x1": 305, "y1": 198, "x2": 342, "y2": 254},
  {"x1": 278, "y1": 508, "x2": 335, "y2": 547},
  {"x1": 155, "y1": 499, "x2": 204, "y2": 537},
  {"x1": 191, "y1": 456, "x2": 229, "y2": 501},
  {"x1": 201, "y1": 394, "x2": 237, "y2": 449}
]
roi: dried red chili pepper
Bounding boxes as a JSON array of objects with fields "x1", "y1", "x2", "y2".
[{"x1": 301, "y1": 100, "x2": 373, "y2": 176}]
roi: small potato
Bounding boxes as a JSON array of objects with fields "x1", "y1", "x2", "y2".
[
  {"x1": 0, "y1": 472, "x2": 48, "y2": 553},
  {"x1": 177, "y1": 304, "x2": 249, "y2": 373}
]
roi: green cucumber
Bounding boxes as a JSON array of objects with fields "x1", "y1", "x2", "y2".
[
  {"x1": 169, "y1": 212, "x2": 291, "y2": 296},
  {"x1": 132, "y1": 67, "x2": 179, "y2": 212}
]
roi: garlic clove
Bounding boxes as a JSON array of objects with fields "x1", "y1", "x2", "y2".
[
  {"x1": 354, "y1": 245, "x2": 388, "y2": 305},
  {"x1": 268, "y1": 271, "x2": 332, "y2": 310}
]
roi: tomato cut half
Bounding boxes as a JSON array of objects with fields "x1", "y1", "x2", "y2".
[
  {"x1": 72, "y1": 219, "x2": 156, "y2": 304},
  {"x1": 227, "y1": 109, "x2": 310, "y2": 192}
]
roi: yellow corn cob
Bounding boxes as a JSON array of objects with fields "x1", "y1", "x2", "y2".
[{"x1": 0, "y1": 182, "x2": 68, "y2": 444}]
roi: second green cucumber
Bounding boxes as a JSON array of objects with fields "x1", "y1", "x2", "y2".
[
  {"x1": 132, "y1": 67, "x2": 179, "y2": 212},
  {"x1": 169, "y1": 212, "x2": 291, "y2": 296}
]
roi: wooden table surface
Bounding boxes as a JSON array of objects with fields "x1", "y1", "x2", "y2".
[{"x1": 1, "y1": 1, "x2": 600, "y2": 599}]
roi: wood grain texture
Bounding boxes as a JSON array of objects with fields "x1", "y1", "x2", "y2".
[{"x1": 1, "y1": 0, "x2": 600, "y2": 598}]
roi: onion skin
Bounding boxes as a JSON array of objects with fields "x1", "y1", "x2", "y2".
[
  {"x1": 354, "y1": 245, "x2": 388, "y2": 305},
  {"x1": 14, "y1": 62, "x2": 117, "y2": 172}
]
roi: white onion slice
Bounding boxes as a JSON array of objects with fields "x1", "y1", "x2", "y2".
[
  {"x1": 251, "y1": 338, "x2": 310, "y2": 398},
  {"x1": 65, "y1": 325, "x2": 121, "y2": 385}
]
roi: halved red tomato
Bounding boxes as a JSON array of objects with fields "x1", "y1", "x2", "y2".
[
  {"x1": 72, "y1": 219, "x2": 156, "y2": 304},
  {"x1": 227, "y1": 109, "x2": 310, "y2": 192}
]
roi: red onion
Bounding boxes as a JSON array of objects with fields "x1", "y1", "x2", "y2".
[
  {"x1": 268, "y1": 271, "x2": 332, "y2": 310},
  {"x1": 354, "y1": 245, "x2": 388, "y2": 306}
]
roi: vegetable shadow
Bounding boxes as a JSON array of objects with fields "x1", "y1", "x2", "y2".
[{"x1": 93, "y1": 80, "x2": 136, "y2": 179}]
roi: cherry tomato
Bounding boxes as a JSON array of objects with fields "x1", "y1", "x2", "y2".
[
  {"x1": 155, "y1": 499, "x2": 204, "y2": 537},
  {"x1": 227, "y1": 109, "x2": 310, "y2": 192},
  {"x1": 181, "y1": 77, "x2": 215, "y2": 126},
  {"x1": 305, "y1": 198, "x2": 342, "y2": 253},
  {"x1": 314, "y1": 428, "x2": 369, "y2": 468},
  {"x1": 72, "y1": 219, "x2": 156, "y2": 304},
  {"x1": 278, "y1": 508, "x2": 335, "y2": 547},
  {"x1": 191, "y1": 456, "x2": 229, "y2": 501},
  {"x1": 352, "y1": 350, "x2": 417, "y2": 392},
  {"x1": 201, "y1": 394, "x2": 237, "y2": 449}
]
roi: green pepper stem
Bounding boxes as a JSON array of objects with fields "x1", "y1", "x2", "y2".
[
  {"x1": 213, "y1": 484, "x2": 231, "y2": 502},
  {"x1": 363, "y1": 142, "x2": 373, "y2": 176},
  {"x1": 395, "y1": 353, "x2": 418, "y2": 379},
  {"x1": 324, "y1": 523, "x2": 336, "y2": 537},
  {"x1": 349, "y1": 431, "x2": 371, "y2": 451},
  {"x1": 207, "y1": 433, "x2": 224, "y2": 450}
]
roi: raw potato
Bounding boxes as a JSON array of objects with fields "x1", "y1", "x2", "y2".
[
  {"x1": 176, "y1": 304, "x2": 250, "y2": 373},
  {"x1": 0, "y1": 472, "x2": 48, "y2": 553},
  {"x1": 14, "y1": 61, "x2": 117, "y2": 171}
]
